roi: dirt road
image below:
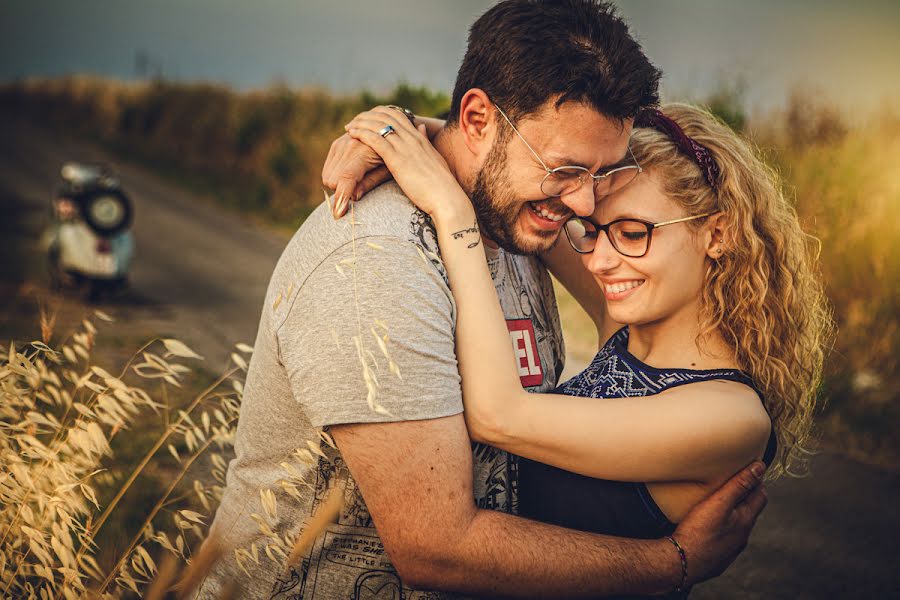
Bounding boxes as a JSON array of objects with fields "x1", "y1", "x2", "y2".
[
  {"x1": 0, "y1": 113, "x2": 288, "y2": 370},
  {"x1": 1, "y1": 113, "x2": 897, "y2": 599}
]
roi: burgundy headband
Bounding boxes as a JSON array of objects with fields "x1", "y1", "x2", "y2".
[{"x1": 634, "y1": 108, "x2": 720, "y2": 193}]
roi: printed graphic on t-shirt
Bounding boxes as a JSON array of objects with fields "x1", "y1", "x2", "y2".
[
  {"x1": 506, "y1": 318, "x2": 543, "y2": 388},
  {"x1": 274, "y1": 528, "x2": 441, "y2": 600},
  {"x1": 487, "y1": 253, "x2": 564, "y2": 387},
  {"x1": 273, "y1": 446, "x2": 447, "y2": 599},
  {"x1": 409, "y1": 209, "x2": 448, "y2": 286},
  {"x1": 474, "y1": 251, "x2": 565, "y2": 519}
]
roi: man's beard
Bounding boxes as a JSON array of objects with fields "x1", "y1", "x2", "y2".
[{"x1": 470, "y1": 139, "x2": 559, "y2": 256}]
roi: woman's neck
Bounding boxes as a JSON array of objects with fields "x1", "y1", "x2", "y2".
[{"x1": 626, "y1": 303, "x2": 737, "y2": 371}]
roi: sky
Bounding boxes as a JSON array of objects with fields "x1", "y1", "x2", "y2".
[{"x1": 1, "y1": 0, "x2": 899, "y2": 114}]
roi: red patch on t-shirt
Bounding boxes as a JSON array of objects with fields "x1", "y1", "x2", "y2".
[{"x1": 506, "y1": 319, "x2": 544, "y2": 388}]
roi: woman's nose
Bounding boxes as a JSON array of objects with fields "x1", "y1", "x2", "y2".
[{"x1": 586, "y1": 230, "x2": 621, "y2": 273}]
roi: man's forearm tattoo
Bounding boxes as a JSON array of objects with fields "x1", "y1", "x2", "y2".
[{"x1": 451, "y1": 220, "x2": 481, "y2": 248}]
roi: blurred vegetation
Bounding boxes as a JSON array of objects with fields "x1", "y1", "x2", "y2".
[
  {"x1": 703, "y1": 79, "x2": 748, "y2": 132},
  {"x1": 0, "y1": 77, "x2": 896, "y2": 468},
  {"x1": 0, "y1": 77, "x2": 450, "y2": 229},
  {"x1": 705, "y1": 88, "x2": 897, "y2": 467},
  {"x1": 759, "y1": 95, "x2": 899, "y2": 467}
]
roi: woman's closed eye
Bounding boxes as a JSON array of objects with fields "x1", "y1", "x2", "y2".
[{"x1": 620, "y1": 230, "x2": 648, "y2": 241}]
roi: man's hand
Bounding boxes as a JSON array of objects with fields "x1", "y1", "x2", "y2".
[
  {"x1": 322, "y1": 132, "x2": 391, "y2": 218},
  {"x1": 673, "y1": 461, "x2": 768, "y2": 585}
]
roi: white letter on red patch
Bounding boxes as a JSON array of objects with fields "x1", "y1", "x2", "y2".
[{"x1": 506, "y1": 319, "x2": 543, "y2": 388}]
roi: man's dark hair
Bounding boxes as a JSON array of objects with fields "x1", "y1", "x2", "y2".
[{"x1": 447, "y1": 0, "x2": 661, "y2": 126}]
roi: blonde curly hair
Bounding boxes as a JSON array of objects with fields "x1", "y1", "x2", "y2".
[{"x1": 630, "y1": 103, "x2": 834, "y2": 478}]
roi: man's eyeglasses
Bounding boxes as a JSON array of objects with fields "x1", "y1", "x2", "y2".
[
  {"x1": 563, "y1": 213, "x2": 715, "y2": 257},
  {"x1": 494, "y1": 104, "x2": 642, "y2": 199}
]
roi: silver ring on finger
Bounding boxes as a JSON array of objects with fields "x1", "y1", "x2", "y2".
[{"x1": 378, "y1": 124, "x2": 396, "y2": 138}]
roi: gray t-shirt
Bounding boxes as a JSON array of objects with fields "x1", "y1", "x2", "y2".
[{"x1": 200, "y1": 183, "x2": 565, "y2": 599}]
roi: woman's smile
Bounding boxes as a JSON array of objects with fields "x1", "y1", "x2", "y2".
[{"x1": 600, "y1": 278, "x2": 645, "y2": 301}]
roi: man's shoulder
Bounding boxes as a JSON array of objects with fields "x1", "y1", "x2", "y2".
[
  {"x1": 355, "y1": 180, "x2": 418, "y2": 218},
  {"x1": 353, "y1": 181, "x2": 441, "y2": 253},
  {"x1": 277, "y1": 182, "x2": 446, "y2": 284},
  {"x1": 309, "y1": 182, "x2": 421, "y2": 242}
]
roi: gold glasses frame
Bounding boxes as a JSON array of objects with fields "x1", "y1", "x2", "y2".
[{"x1": 494, "y1": 104, "x2": 643, "y2": 199}]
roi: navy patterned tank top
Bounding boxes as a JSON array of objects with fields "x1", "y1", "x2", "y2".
[{"x1": 516, "y1": 327, "x2": 777, "y2": 600}]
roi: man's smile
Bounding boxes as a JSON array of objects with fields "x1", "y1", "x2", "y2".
[{"x1": 525, "y1": 199, "x2": 571, "y2": 231}]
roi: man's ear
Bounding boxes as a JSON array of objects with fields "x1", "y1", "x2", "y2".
[
  {"x1": 458, "y1": 89, "x2": 496, "y2": 161},
  {"x1": 705, "y1": 212, "x2": 729, "y2": 259}
]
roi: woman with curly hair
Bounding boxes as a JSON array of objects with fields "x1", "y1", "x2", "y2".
[{"x1": 338, "y1": 102, "x2": 832, "y2": 597}]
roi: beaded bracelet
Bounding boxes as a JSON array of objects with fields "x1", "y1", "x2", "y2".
[
  {"x1": 664, "y1": 535, "x2": 688, "y2": 594},
  {"x1": 386, "y1": 104, "x2": 417, "y2": 125}
]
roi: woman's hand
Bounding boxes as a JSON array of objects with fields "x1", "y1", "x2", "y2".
[
  {"x1": 345, "y1": 107, "x2": 472, "y2": 224},
  {"x1": 321, "y1": 132, "x2": 392, "y2": 218}
]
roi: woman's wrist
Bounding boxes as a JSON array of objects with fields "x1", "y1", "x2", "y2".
[{"x1": 432, "y1": 190, "x2": 476, "y2": 230}]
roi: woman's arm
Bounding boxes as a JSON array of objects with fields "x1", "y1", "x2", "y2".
[
  {"x1": 345, "y1": 108, "x2": 771, "y2": 487},
  {"x1": 328, "y1": 107, "x2": 610, "y2": 349},
  {"x1": 492, "y1": 381, "x2": 771, "y2": 483}
]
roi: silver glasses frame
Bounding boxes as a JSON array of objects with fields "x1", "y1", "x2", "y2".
[
  {"x1": 564, "y1": 212, "x2": 717, "y2": 257},
  {"x1": 494, "y1": 104, "x2": 642, "y2": 198}
]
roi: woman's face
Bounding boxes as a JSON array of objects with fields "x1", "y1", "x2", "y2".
[{"x1": 582, "y1": 171, "x2": 714, "y2": 327}]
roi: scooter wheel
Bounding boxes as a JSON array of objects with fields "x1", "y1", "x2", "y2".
[{"x1": 78, "y1": 189, "x2": 133, "y2": 236}]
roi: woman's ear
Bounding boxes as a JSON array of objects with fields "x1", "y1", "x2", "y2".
[
  {"x1": 458, "y1": 89, "x2": 496, "y2": 159},
  {"x1": 705, "y1": 212, "x2": 729, "y2": 259}
]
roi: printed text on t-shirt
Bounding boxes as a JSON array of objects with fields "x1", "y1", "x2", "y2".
[{"x1": 506, "y1": 319, "x2": 544, "y2": 388}]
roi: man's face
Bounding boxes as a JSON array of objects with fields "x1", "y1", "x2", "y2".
[{"x1": 471, "y1": 101, "x2": 634, "y2": 256}]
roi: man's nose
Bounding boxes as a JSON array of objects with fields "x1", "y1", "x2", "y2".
[{"x1": 559, "y1": 182, "x2": 596, "y2": 217}]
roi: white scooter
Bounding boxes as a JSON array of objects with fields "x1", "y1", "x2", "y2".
[{"x1": 44, "y1": 163, "x2": 135, "y2": 302}]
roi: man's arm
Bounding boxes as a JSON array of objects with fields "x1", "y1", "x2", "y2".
[{"x1": 331, "y1": 414, "x2": 768, "y2": 597}]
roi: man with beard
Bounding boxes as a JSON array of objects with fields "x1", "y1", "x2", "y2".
[{"x1": 201, "y1": 2, "x2": 768, "y2": 598}]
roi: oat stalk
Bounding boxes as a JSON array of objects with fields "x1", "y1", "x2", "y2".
[{"x1": 95, "y1": 417, "x2": 237, "y2": 596}]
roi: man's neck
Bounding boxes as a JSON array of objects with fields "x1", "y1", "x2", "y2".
[
  {"x1": 433, "y1": 127, "x2": 500, "y2": 250},
  {"x1": 433, "y1": 127, "x2": 466, "y2": 190}
]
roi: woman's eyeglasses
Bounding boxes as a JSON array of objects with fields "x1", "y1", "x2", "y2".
[{"x1": 563, "y1": 213, "x2": 715, "y2": 257}]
